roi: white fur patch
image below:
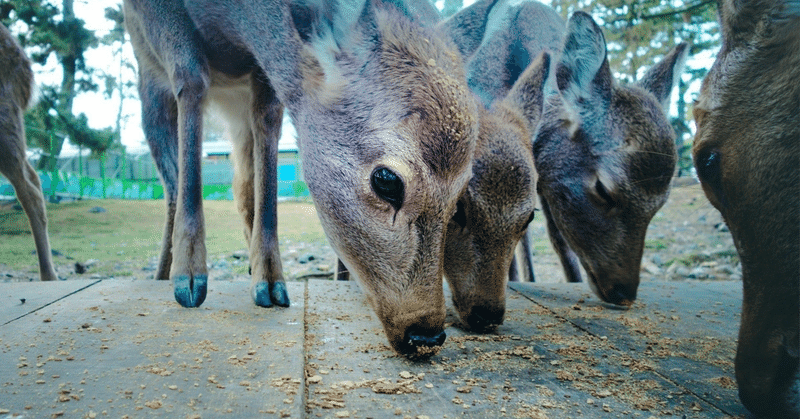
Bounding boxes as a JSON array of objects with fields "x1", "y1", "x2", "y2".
[{"x1": 206, "y1": 71, "x2": 254, "y2": 148}]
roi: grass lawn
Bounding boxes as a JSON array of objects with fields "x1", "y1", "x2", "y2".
[{"x1": 0, "y1": 199, "x2": 327, "y2": 277}]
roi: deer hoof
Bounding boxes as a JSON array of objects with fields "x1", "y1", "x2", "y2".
[
  {"x1": 270, "y1": 282, "x2": 290, "y2": 307},
  {"x1": 252, "y1": 282, "x2": 273, "y2": 307},
  {"x1": 173, "y1": 274, "x2": 207, "y2": 308},
  {"x1": 252, "y1": 282, "x2": 291, "y2": 308}
]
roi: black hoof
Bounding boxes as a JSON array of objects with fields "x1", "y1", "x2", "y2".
[
  {"x1": 252, "y1": 282, "x2": 291, "y2": 308},
  {"x1": 173, "y1": 274, "x2": 207, "y2": 308}
]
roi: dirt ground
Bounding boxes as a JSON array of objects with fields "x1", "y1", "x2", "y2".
[{"x1": 1, "y1": 180, "x2": 738, "y2": 287}]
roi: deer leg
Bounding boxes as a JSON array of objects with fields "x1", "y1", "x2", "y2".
[
  {"x1": 510, "y1": 230, "x2": 536, "y2": 282},
  {"x1": 167, "y1": 69, "x2": 209, "y2": 308},
  {"x1": 520, "y1": 226, "x2": 536, "y2": 282},
  {"x1": 335, "y1": 259, "x2": 350, "y2": 281},
  {"x1": 231, "y1": 134, "x2": 255, "y2": 246},
  {"x1": 139, "y1": 75, "x2": 179, "y2": 281},
  {"x1": 508, "y1": 252, "x2": 520, "y2": 282},
  {"x1": 229, "y1": 108, "x2": 256, "y2": 279},
  {"x1": 540, "y1": 195, "x2": 582, "y2": 283},
  {"x1": 248, "y1": 76, "x2": 289, "y2": 307},
  {"x1": 0, "y1": 143, "x2": 58, "y2": 282}
]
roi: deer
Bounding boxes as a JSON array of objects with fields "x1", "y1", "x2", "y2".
[
  {"x1": 435, "y1": 0, "x2": 560, "y2": 331},
  {"x1": 532, "y1": 12, "x2": 687, "y2": 307},
  {"x1": 433, "y1": 0, "x2": 687, "y2": 333},
  {"x1": 331, "y1": 0, "x2": 553, "y2": 332},
  {"x1": 123, "y1": 0, "x2": 477, "y2": 355},
  {"x1": 0, "y1": 23, "x2": 59, "y2": 282},
  {"x1": 692, "y1": 0, "x2": 799, "y2": 416}
]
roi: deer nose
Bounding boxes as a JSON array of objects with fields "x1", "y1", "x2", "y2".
[
  {"x1": 738, "y1": 339, "x2": 800, "y2": 418},
  {"x1": 405, "y1": 327, "x2": 446, "y2": 351},
  {"x1": 467, "y1": 305, "x2": 505, "y2": 332},
  {"x1": 606, "y1": 284, "x2": 637, "y2": 307}
]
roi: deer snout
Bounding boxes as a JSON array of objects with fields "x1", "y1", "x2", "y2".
[
  {"x1": 405, "y1": 326, "x2": 447, "y2": 350},
  {"x1": 737, "y1": 334, "x2": 800, "y2": 418},
  {"x1": 587, "y1": 270, "x2": 638, "y2": 307},
  {"x1": 604, "y1": 283, "x2": 637, "y2": 307},
  {"x1": 465, "y1": 305, "x2": 505, "y2": 332},
  {"x1": 379, "y1": 305, "x2": 447, "y2": 356}
]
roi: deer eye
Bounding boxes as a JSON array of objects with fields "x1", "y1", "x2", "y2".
[
  {"x1": 371, "y1": 167, "x2": 404, "y2": 210},
  {"x1": 695, "y1": 149, "x2": 724, "y2": 203},
  {"x1": 594, "y1": 179, "x2": 615, "y2": 208}
]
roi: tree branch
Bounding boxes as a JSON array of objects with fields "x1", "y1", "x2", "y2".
[{"x1": 641, "y1": 0, "x2": 716, "y2": 20}]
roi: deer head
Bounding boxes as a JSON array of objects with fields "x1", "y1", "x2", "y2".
[
  {"x1": 534, "y1": 12, "x2": 686, "y2": 306},
  {"x1": 444, "y1": 52, "x2": 550, "y2": 331},
  {"x1": 287, "y1": 0, "x2": 477, "y2": 354},
  {"x1": 692, "y1": 0, "x2": 799, "y2": 416}
]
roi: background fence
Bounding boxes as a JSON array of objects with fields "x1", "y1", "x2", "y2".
[{"x1": 0, "y1": 150, "x2": 309, "y2": 201}]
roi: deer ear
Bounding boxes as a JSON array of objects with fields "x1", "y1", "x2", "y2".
[
  {"x1": 720, "y1": 0, "x2": 799, "y2": 44},
  {"x1": 556, "y1": 12, "x2": 611, "y2": 107},
  {"x1": 290, "y1": 0, "x2": 378, "y2": 49},
  {"x1": 438, "y1": 0, "x2": 498, "y2": 60},
  {"x1": 288, "y1": 0, "x2": 380, "y2": 105},
  {"x1": 504, "y1": 52, "x2": 551, "y2": 133},
  {"x1": 637, "y1": 43, "x2": 689, "y2": 113}
]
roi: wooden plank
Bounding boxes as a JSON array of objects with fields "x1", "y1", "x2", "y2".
[
  {"x1": 305, "y1": 279, "x2": 741, "y2": 418},
  {"x1": 0, "y1": 279, "x2": 102, "y2": 325},
  {"x1": 510, "y1": 280, "x2": 746, "y2": 417},
  {"x1": 0, "y1": 279, "x2": 305, "y2": 418}
]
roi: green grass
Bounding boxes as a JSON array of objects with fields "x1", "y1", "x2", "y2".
[
  {"x1": 0, "y1": 199, "x2": 327, "y2": 273},
  {"x1": 667, "y1": 249, "x2": 740, "y2": 268},
  {"x1": 645, "y1": 239, "x2": 669, "y2": 251}
]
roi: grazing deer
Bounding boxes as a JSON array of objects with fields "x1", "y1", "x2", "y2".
[
  {"x1": 692, "y1": 0, "x2": 799, "y2": 416},
  {"x1": 437, "y1": 0, "x2": 562, "y2": 331},
  {"x1": 123, "y1": 0, "x2": 477, "y2": 355},
  {"x1": 334, "y1": 0, "x2": 553, "y2": 331},
  {"x1": 533, "y1": 12, "x2": 687, "y2": 307},
  {"x1": 438, "y1": 0, "x2": 686, "y2": 332},
  {"x1": 0, "y1": 23, "x2": 58, "y2": 282},
  {"x1": 442, "y1": 52, "x2": 550, "y2": 331}
]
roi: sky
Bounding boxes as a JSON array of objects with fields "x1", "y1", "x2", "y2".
[{"x1": 37, "y1": 0, "x2": 708, "y2": 159}]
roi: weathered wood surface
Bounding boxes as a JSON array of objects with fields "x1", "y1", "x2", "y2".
[
  {"x1": 0, "y1": 280, "x2": 305, "y2": 418},
  {"x1": 0, "y1": 279, "x2": 746, "y2": 418}
]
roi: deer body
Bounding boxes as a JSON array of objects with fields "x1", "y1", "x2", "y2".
[
  {"x1": 692, "y1": 0, "x2": 799, "y2": 416},
  {"x1": 124, "y1": 0, "x2": 477, "y2": 354},
  {"x1": 0, "y1": 24, "x2": 58, "y2": 282}
]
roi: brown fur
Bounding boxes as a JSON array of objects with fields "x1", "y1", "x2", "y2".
[
  {"x1": 443, "y1": 52, "x2": 550, "y2": 331},
  {"x1": 533, "y1": 12, "x2": 686, "y2": 306},
  {"x1": 0, "y1": 24, "x2": 58, "y2": 282},
  {"x1": 692, "y1": 0, "x2": 799, "y2": 416},
  {"x1": 124, "y1": 0, "x2": 477, "y2": 355},
  {"x1": 439, "y1": 0, "x2": 687, "y2": 321}
]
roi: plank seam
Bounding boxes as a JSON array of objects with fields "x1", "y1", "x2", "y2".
[
  {"x1": 508, "y1": 284, "x2": 738, "y2": 417},
  {"x1": 1, "y1": 279, "x2": 104, "y2": 326},
  {"x1": 302, "y1": 278, "x2": 310, "y2": 418}
]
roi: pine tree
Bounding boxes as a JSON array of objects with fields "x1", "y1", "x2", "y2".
[
  {"x1": 549, "y1": 0, "x2": 719, "y2": 176},
  {"x1": 2, "y1": 0, "x2": 117, "y2": 169}
]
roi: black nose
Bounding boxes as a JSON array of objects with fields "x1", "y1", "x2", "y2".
[
  {"x1": 467, "y1": 305, "x2": 505, "y2": 332},
  {"x1": 406, "y1": 327, "x2": 446, "y2": 350},
  {"x1": 606, "y1": 284, "x2": 637, "y2": 307}
]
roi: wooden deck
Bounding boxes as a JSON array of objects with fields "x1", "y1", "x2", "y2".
[{"x1": 0, "y1": 278, "x2": 748, "y2": 418}]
